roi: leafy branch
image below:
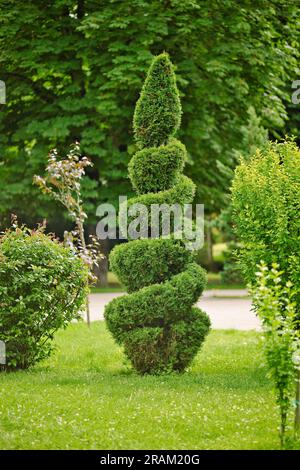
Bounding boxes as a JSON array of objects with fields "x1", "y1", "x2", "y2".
[{"x1": 34, "y1": 143, "x2": 103, "y2": 326}]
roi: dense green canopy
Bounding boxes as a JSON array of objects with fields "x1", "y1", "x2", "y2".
[{"x1": 0, "y1": 0, "x2": 298, "y2": 228}]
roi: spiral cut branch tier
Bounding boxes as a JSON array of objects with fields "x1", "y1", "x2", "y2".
[{"x1": 105, "y1": 53, "x2": 210, "y2": 374}]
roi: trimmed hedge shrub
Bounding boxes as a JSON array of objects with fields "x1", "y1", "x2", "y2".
[
  {"x1": 0, "y1": 226, "x2": 89, "y2": 370},
  {"x1": 105, "y1": 53, "x2": 210, "y2": 374}
]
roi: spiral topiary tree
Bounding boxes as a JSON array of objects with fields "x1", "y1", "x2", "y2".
[{"x1": 104, "y1": 53, "x2": 210, "y2": 374}]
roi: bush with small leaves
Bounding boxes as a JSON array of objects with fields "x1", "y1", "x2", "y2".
[
  {"x1": 231, "y1": 139, "x2": 300, "y2": 442},
  {"x1": 252, "y1": 262, "x2": 300, "y2": 447},
  {"x1": 231, "y1": 140, "x2": 300, "y2": 297},
  {"x1": 0, "y1": 225, "x2": 89, "y2": 370}
]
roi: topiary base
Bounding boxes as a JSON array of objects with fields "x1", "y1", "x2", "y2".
[{"x1": 123, "y1": 308, "x2": 210, "y2": 374}]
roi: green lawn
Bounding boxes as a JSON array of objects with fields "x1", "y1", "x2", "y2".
[{"x1": 0, "y1": 322, "x2": 295, "y2": 450}]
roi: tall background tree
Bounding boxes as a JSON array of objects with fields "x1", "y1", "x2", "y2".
[{"x1": 0, "y1": 0, "x2": 299, "y2": 230}]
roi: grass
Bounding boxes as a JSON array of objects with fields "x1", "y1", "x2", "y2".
[
  {"x1": 91, "y1": 286, "x2": 126, "y2": 293},
  {"x1": 0, "y1": 322, "x2": 296, "y2": 450}
]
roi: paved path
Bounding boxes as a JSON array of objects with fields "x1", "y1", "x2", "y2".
[{"x1": 87, "y1": 290, "x2": 261, "y2": 331}]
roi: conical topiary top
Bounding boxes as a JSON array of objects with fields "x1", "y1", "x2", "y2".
[{"x1": 133, "y1": 53, "x2": 182, "y2": 149}]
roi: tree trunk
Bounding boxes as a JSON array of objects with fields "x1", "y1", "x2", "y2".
[
  {"x1": 206, "y1": 222, "x2": 214, "y2": 272},
  {"x1": 93, "y1": 239, "x2": 109, "y2": 287},
  {"x1": 97, "y1": 254, "x2": 108, "y2": 287},
  {"x1": 87, "y1": 225, "x2": 109, "y2": 287},
  {"x1": 86, "y1": 296, "x2": 90, "y2": 327}
]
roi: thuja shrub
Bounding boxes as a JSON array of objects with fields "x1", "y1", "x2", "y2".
[
  {"x1": 105, "y1": 54, "x2": 210, "y2": 374},
  {"x1": 0, "y1": 225, "x2": 89, "y2": 370}
]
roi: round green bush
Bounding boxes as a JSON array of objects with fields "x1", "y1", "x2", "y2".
[
  {"x1": 105, "y1": 53, "x2": 210, "y2": 374},
  {"x1": 0, "y1": 226, "x2": 89, "y2": 370}
]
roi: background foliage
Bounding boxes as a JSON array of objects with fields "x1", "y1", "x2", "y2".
[{"x1": 0, "y1": 0, "x2": 299, "y2": 230}]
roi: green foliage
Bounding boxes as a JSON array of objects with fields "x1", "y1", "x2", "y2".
[
  {"x1": 231, "y1": 139, "x2": 300, "y2": 304},
  {"x1": 105, "y1": 263, "x2": 207, "y2": 344},
  {"x1": 220, "y1": 243, "x2": 244, "y2": 285},
  {"x1": 123, "y1": 308, "x2": 210, "y2": 374},
  {"x1": 233, "y1": 106, "x2": 269, "y2": 163},
  {"x1": 218, "y1": 106, "x2": 269, "y2": 281},
  {"x1": 252, "y1": 262, "x2": 300, "y2": 447},
  {"x1": 105, "y1": 54, "x2": 210, "y2": 374},
  {"x1": 34, "y1": 144, "x2": 103, "y2": 283},
  {"x1": 0, "y1": 0, "x2": 299, "y2": 227},
  {"x1": 232, "y1": 140, "x2": 300, "y2": 445},
  {"x1": 126, "y1": 174, "x2": 195, "y2": 214},
  {"x1": 133, "y1": 52, "x2": 181, "y2": 148},
  {"x1": 109, "y1": 238, "x2": 191, "y2": 293},
  {"x1": 0, "y1": 224, "x2": 89, "y2": 370},
  {"x1": 128, "y1": 138, "x2": 186, "y2": 194}
]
